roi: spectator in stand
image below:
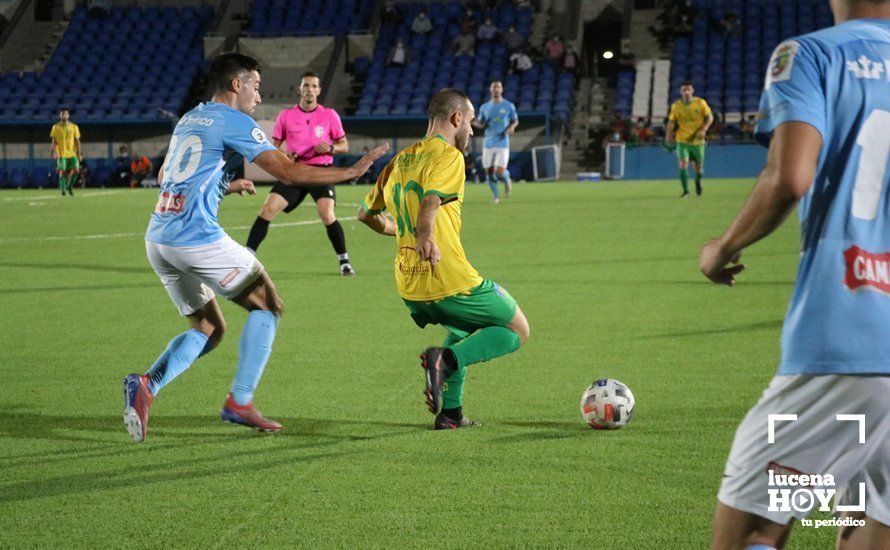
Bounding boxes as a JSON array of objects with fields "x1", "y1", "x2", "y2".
[
  {"x1": 562, "y1": 45, "x2": 579, "y2": 75},
  {"x1": 509, "y1": 49, "x2": 533, "y2": 73},
  {"x1": 544, "y1": 35, "x2": 566, "y2": 65},
  {"x1": 477, "y1": 17, "x2": 499, "y2": 44},
  {"x1": 411, "y1": 9, "x2": 433, "y2": 35},
  {"x1": 461, "y1": 9, "x2": 478, "y2": 34},
  {"x1": 381, "y1": 1, "x2": 402, "y2": 25},
  {"x1": 114, "y1": 145, "x2": 131, "y2": 187},
  {"x1": 630, "y1": 118, "x2": 653, "y2": 145},
  {"x1": 129, "y1": 151, "x2": 153, "y2": 189},
  {"x1": 453, "y1": 28, "x2": 476, "y2": 56},
  {"x1": 740, "y1": 114, "x2": 756, "y2": 142},
  {"x1": 611, "y1": 111, "x2": 628, "y2": 140},
  {"x1": 502, "y1": 24, "x2": 525, "y2": 52},
  {"x1": 718, "y1": 12, "x2": 741, "y2": 37},
  {"x1": 387, "y1": 38, "x2": 411, "y2": 67}
]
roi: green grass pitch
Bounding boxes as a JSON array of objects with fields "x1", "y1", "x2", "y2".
[{"x1": 0, "y1": 180, "x2": 835, "y2": 548}]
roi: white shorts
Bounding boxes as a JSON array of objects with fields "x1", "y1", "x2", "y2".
[
  {"x1": 717, "y1": 375, "x2": 890, "y2": 525},
  {"x1": 146, "y1": 235, "x2": 264, "y2": 316},
  {"x1": 482, "y1": 147, "x2": 509, "y2": 169}
]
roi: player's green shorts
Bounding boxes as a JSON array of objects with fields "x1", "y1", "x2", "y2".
[
  {"x1": 56, "y1": 156, "x2": 80, "y2": 172},
  {"x1": 403, "y1": 279, "x2": 518, "y2": 338},
  {"x1": 676, "y1": 142, "x2": 706, "y2": 165}
]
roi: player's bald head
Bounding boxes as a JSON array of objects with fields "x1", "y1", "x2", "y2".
[
  {"x1": 210, "y1": 53, "x2": 261, "y2": 94},
  {"x1": 428, "y1": 88, "x2": 472, "y2": 122}
]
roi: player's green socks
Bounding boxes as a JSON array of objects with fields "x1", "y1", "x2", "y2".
[
  {"x1": 679, "y1": 170, "x2": 689, "y2": 193},
  {"x1": 441, "y1": 332, "x2": 466, "y2": 409},
  {"x1": 58, "y1": 173, "x2": 67, "y2": 193},
  {"x1": 448, "y1": 326, "x2": 520, "y2": 370}
]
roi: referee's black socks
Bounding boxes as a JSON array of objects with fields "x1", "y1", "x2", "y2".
[
  {"x1": 325, "y1": 220, "x2": 348, "y2": 260},
  {"x1": 246, "y1": 216, "x2": 270, "y2": 252}
]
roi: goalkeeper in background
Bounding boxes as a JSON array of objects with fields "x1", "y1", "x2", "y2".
[{"x1": 666, "y1": 81, "x2": 713, "y2": 198}]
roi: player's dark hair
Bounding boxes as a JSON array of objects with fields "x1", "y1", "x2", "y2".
[
  {"x1": 300, "y1": 71, "x2": 320, "y2": 81},
  {"x1": 490, "y1": 80, "x2": 503, "y2": 86},
  {"x1": 680, "y1": 80, "x2": 695, "y2": 88},
  {"x1": 428, "y1": 88, "x2": 471, "y2": 121},
  {"x1": 209, "y1": 53, "x2": 261, "y2": 94}
]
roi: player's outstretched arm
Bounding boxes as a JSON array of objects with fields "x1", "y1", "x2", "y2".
[
  {"x1": 357, "y1": 207, "x2": 396, "y2": 236},
  {"x1": 700, "y1": 121, "x2": 822, "y2": 286},
  {"x1": 254, "y1": 143, "x2": 389, "y2": 186},
  {"x1": 415, "y1": 194, "x2": 442, "y2": 265}
]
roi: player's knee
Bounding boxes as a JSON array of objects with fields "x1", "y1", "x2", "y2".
[
  {"x1": 319, "y1": 210, "x2": 336, "y2": 225},
  {"x1": 511, "y1": 318, "x2": 530, "y2": 345},
  {"x1": 259, "y1": 203, "x2": 280, "y2": 220}
]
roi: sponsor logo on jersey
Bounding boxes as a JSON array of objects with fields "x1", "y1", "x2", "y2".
[
  {"x1": 766, "y1": 40, "x2": 799, "y2": 88},
  {"x1": 315, "y1": 125, "x2": 325, "y2": 138},
  {"x1": 154, "y1": 192, "x2": 186, "y2": 214},
  {"x1": 180, "y1": 115, "x2": 215, "y2": 127},
  {"x1": 844, "y1": 246, "x2": 890, "y2": 294}
]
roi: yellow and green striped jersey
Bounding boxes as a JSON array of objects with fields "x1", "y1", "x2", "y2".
[
  {"x1": 363, "y1": 135, "x2": 482, "y2": 302},
  {"x1": 668, "y1": 97, "x2": 712, "y2": 145}
]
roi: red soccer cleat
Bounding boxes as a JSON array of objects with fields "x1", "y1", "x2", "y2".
[
  {"x1": 122, "y1": 374, "x2": 154, "y2": 443},
  {"x1": 220, "y1": 394, "x2": 283, "y2": 432}
]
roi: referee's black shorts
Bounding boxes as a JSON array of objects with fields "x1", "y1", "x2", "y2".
[{"x1": 270, "y1": 165, "x2": 336, "y2": 213}]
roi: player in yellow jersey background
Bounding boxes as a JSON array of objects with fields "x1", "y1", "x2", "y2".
[
  {"x1": 358, "y1": 88, "x2": 530, "y2": 430},
  {"x1": 49, "y1": 109, "x2": 82, "y2": 196},
  {"x1": 666, "y1": 81, "x2": 713, "y2": 198}
]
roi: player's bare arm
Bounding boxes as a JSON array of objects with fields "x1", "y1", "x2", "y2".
[
  {"x1": 76, "y1": 139, "x2": 82, "y2": 161},
  {"x1": 254, "y1": 143, "x2": 388, "y2": 186},
  {"x1": 665, "y1": 121, "x2": 675, "y2": 143},
  {"x1": 700, "y1": 121, "x2": 822, "y2": 285},
  {"x1": 357, "y1": 207, "x2": 396, "y2": 236},
  {"x1": 414, "y1": 194, "x2": 442, "y2": 265},
  {"x1": 506, "y1": 119, "x2": 519, "y2": 135},
  {"x1": 51, "y1": 138, "x2": 59, "y2": 158}
]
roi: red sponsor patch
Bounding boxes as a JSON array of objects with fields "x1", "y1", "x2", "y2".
[
  {"x1": 154, "y1": 192, "x2": 185, "y2": 214},
  {"x1": 844, "y1": 246, "x2": 890, "y2": 294},
  {"x1": 219, "y1": 268, "x2": 240, "y2": 288},
  {"x1": 603, "y1": 404, "x2": 614, "y2": 422}
]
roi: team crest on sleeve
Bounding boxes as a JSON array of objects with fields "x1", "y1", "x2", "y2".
[
  {"x1": 765, "y1": 40, "x2": 799, "y2": 89},
  {"x1": 251, "y1": 127, "x2": 268, "y2": 144}
]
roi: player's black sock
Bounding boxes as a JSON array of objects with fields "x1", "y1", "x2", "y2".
[
  {"x1": 246, "y1": 216, "x2": 270, "y2": 251},
  {"x1": 441, "y1": 406, "x2": 463, "y2": 422},
  {"x1": 325, "y1": 220, "x2": 348, "y2": 256}
]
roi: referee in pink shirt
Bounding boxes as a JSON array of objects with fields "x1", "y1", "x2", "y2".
[{"x1": 246, "y1": 71, "x2": 354, "y2": 275}]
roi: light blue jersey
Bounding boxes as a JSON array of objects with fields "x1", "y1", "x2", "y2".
[
  {"x1": 756, "y1": 19, "x2": 890, "y2": 375},
  {"x1": 145, "y1": 102, "x2": 276, "y2": 247},
  {"x1": 478, "y1": 99, "x2": 518, "y2": 149}
]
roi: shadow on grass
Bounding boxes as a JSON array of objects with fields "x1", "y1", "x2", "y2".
[
  {"x1": 488, "y1": 420, "x2": 592, "y2": 444},
  {"x1": 640, "y1": 319, "x2": 783, "y2": 340},
  {"x1": 0, "y1": 408, "x2": 430, "y2": 503},
  {"x1": 0, "y1": 261, "x2": 147, "y2": 275},
  {"x1": 0, "y1": 283, "x2": 156, "y2": 295}
]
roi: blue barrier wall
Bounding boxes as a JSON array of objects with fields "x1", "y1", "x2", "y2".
[{"x1": 624, "y1": 144, "x2": 767, "y2": 180}]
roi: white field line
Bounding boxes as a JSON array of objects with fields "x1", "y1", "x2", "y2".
[
  {"x1": 1, "y1": 190, "x2": 129, "y2": 202},
  {"x1": 0, "y1": 216, "x2": 358, "y2": 244}
]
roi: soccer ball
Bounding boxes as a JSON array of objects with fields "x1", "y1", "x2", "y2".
[{"x1": 580, "y1": 379, "x2": 635, "y2": 429}]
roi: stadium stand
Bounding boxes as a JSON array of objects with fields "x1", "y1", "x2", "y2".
[
  {"x1": 0, "y1": 5, "x2": 213, "y2": 124},
  {"x1": 248, "y1": 0, "x2": 375, "y2": 36},
  {"x1": 352, "y1": 1, "x2": 574, "y2": 120},
  {"x1": 618, "y1": 0, "x2": 833, "y2": 137}
]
